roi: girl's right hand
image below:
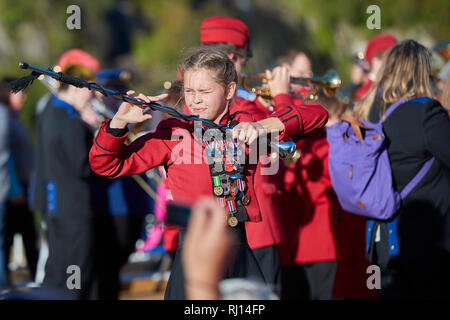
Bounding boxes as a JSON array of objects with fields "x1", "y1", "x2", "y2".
[{"x1": 110, "y1": 90, "x2": 168, "y2": 129}]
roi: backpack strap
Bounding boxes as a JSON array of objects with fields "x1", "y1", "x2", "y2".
[
  {"x1": 383, "y1": 97, "x2": 435, "y2": 199},
  {"x1": 400, "y1": 157, "x2": 435, "y2": 199}
]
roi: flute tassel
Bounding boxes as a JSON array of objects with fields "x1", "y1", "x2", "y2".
[{"x1": 9, "y1": 71, "x2": 41, "y2": 93}]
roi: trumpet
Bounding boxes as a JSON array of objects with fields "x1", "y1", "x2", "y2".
[{"x1": 240, "y1": 70, "x2": 342, "y2": 100}]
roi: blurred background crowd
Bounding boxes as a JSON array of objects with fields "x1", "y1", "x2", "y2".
[{"x1": 1, "y1": 0, "x2": 449, "y2": 136}]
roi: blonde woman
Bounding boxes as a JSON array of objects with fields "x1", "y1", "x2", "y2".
[{"x1": 354, "y1": 39, "x2": 450, "y2": 299}]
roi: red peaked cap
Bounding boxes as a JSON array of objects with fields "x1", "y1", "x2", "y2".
[
  {"x1": 365, "y1": 33, "x2": 397, "y2": 62},
  {"x1": 57, "y1": 48, "x2": 100, "y2": 72},
  {"x1": 200, "y1": 16, "x2": 252, "y2": 57}
]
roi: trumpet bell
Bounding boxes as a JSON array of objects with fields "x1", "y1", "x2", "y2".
[{"x1": 272, "y1": 140, "x2": 297, "y2": 160}]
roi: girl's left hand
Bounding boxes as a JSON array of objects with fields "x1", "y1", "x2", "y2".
[
  {"x1": 231, "y1": 117, "x2": 285, "y2": 146},
  {"x1": 231, "y1": 122, "x2": 265, "y2": 145}
]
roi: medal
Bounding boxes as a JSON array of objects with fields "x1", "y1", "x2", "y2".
[
  {"x1": 230, "y1": 184, "x2": 238, "y2": 196},
  {"x1": 228, "y1": 216, "x2": 238, "y2": 227},
  {"x1": 222, "y1": 183, "x2": 230, "y2": 195},
  {"x1": 224, "y1": 163, "x2": 234, "y2": 172},
  {"x1": 230, "y1": 173, "x2": 241, "y2": 180},
  {"x1": 237, "y1": 178, "x2": 246, "y2": 191},
  {"x1": 213, "y1": 176, "x2": 223, "y2": 195},
  {"x1": 214, "y1": 186, "x2": 223, "y2": 196},
  {"x1": 208, "y1": 150, "x2": 216, "y2": 158},
  {"x1": 242, "y1": 194, "x2": 251, "y2": 206},
  {"x1": 226, "y1": 199, "x2": 237, "y2": 213},
  {"x1": 214, "y1": 164, "x2": 223, "y2": 174},
  {"x1": 217, "y1": 197, "x2": 225, "y2": 208}
]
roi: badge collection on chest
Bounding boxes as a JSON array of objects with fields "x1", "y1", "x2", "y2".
[{"x1": 202, "y1": 136, "x2": 251, "y2": 227}]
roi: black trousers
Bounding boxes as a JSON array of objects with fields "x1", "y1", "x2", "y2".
[
  {"x1": 280, "y1": 261, "x2": 338, "y2": 300},
  {"x1": 252, "y1": 245, "x2": 281, "y2": 297},
  {"x1": 43, "y1": 211, "x2": 125, "y2": 300},
  {"x1": 110, "y1": 215, "x2": 145, "y2": 267},
  {"x1": 164, "y1": 223, "x2": 266, "y2": 300},
  {"x1": 373, "y1": 238, "x2": 450, "y2": 299},
  {"x1": 4, "y1": 201, "x2": 39, "y2": 281}
]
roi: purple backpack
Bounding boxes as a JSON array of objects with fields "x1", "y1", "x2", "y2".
[{"x1": 327, "y1": 98, "x2": 435, "y2": 220}]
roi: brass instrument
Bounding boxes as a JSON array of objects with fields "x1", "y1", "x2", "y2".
[{"x1": 240, "y1": 70, "x2": 342, "y2": 100}]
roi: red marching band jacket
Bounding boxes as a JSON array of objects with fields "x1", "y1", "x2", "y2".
[
  {"x1": 278, "y1": 127, "x2": 340, "y2": 265},
  {"x1": 279, "y1": 124, "x2": 377, "y2": 299},
  {"x1": 231, "y1": 93, "x2": 327, "y2": 250},
  {"x1": 89, "y1": 102, "x2": 328, "y2": 234}
]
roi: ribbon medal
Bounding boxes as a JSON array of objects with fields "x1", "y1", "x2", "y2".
[
  {"x1": 213, "y1": 176, "x2": 223, "y2": 196},
  {"x1": 237, "y1": 178, "x2": 246, "y2": 191},
  {"x1": 227, "y1": 199, "x2": 237, "y2": 213},
  {"x1": 230, "y1": 185, "x2": 238, "y2": 196},
  {"x1": 217, "y1": 197, "x2": 225, "y2": 208}
]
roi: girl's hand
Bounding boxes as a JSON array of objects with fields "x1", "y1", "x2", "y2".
[
  {"x1": 110, "y1": 90, "x2": 168, "y2": 129},
  {"x1": 231, "y1": 122, "x2": 266, "y2": 145}
]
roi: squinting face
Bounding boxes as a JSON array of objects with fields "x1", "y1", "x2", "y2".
[{"x1": 184, "y1": 68, "x2": 234, "y2": 123}]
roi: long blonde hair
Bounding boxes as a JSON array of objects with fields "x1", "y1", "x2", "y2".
[{"x1": 355, "y1": 40, "x2": 434, "y2": 120}]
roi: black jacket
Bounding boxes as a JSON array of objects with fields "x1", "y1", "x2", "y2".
[
  {"x1": 368, "y1": 97, "x2": 450, "y2": 261},
  {"x1": 32, "y1": 95, "x2": 93, "y2": 218}
]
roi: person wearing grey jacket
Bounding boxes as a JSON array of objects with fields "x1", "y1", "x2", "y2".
[{"x1": 0, "y1": 102, "x2": 10, "y2": 290}]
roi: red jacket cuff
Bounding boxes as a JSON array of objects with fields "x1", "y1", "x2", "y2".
[
  {"x1": 272, "y1": 95, "x2": 303, "y2": 140},
  {"x1": 94, "y1": 121, "x2": 129, "y2": 153}
]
